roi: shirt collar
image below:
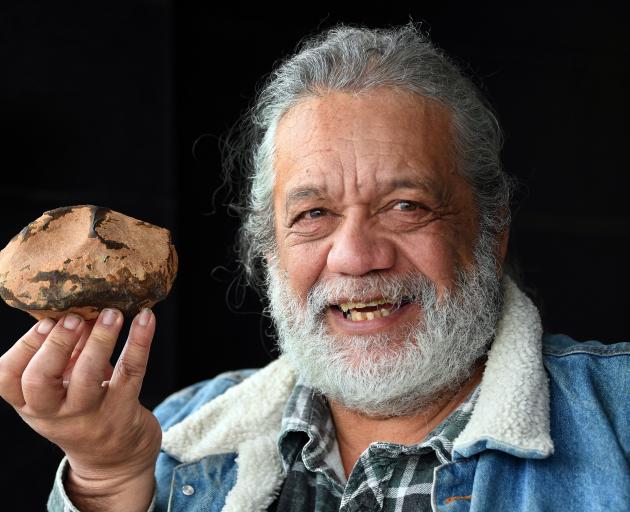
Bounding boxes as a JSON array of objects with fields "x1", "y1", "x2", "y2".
[
  {"x1": 278, "y1": 381, "x2": 345, "y2": 484},
  {"x1": 277, "y1": 378, "x2": 482, "y2": 485}
]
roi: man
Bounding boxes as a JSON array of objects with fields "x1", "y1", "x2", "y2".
[{"x1": 1, "y1": 23, "x2": 628, "y2": 512}]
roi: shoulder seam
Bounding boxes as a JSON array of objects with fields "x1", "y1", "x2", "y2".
[{"x1": 543, "y1": 346, "x2": 630, "y2": 357}]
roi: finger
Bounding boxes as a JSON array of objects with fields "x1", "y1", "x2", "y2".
[
  {"x1": 62, "y1": 319, "x2": 100, "y2": 385},
  {"x1": 0, "y1": 318, "x2": 57, "y2": 407},
  {"x1": 69, "y1": 319, "x2": 97, "y2": 363},
  {"x1": 109, "y1": 308, "x2": 155, "y2": 400},
  {"x1": 65, "y1": 309, "x2": 123, "y2": 409},
  {"x1": 63, "y1": 317, "x2": 111, "y2": 389},
  {"x1": 21, "y1": 314, "x2": 85, "y2": 413}
]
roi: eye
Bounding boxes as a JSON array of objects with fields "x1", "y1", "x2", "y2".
[
  {"x1": 392, "y1": 200, "x2": 420, "y2": 212},
  {"x1": 303, "y1": 209, "x2": 325, "y2": 219},
  {"x1": 289, "y1": 207, "x2": 336, "y2": 238},
  {"x1": 292, "y1": 208, "x2": 327, "y2": 225},
  {"x1": 380, "y1": 199, "x2": 432, "y2": 230}
]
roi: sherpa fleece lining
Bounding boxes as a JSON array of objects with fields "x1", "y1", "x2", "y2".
[{"x1": 162, "y1": 277, "x2": 553, "y2": 512}]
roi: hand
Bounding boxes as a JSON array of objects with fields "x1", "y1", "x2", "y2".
[{"x1": 0, "y1": 308, "x2": 161, "y2": 509}]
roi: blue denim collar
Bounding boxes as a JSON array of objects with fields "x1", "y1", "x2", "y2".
[{"x1": 452, "y1": 277, "x2": 554, "y2": 460}]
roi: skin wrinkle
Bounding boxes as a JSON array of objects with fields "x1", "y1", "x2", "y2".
[
  {"x1": 284, "y1": 174, "x2": 441, "y2": 219},
  {"x1": 281, "y1": 169, "x2": 461, "y2": 256},
  {"x1": 346, "y1": 138, "x2": 360, "y2": 199},
  {"x1": 19, "y1": 337, "x2": 40, "y2": 354}
]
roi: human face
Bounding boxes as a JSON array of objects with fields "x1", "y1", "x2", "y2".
[{"x1": 272, "y1": 89, "x2": 480, "y2": 337}]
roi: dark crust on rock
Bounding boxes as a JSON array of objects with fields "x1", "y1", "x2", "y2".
[
  {"x1": 0, "y1": 267, "x2": 170, "y2": 319},
  {"x1": 41, "y1": 206, "x2": 77, "y2": 231},
  {"x1": 89, "y1": 206, "x2": 130, "y2": 250},
  {"x1": 0, "y1": 285, "x2": 24, "y2": 309},
  {"x1": 15, "y1": 205, "x2": 77, "y2": 243},
  {"x1": 11, "y1": 205, "x2": 131, "y2": 251}
]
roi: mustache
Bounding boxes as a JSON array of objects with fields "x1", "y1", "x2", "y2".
[{"x1": 305, "y1": 272, "x2": 438, "y2": 314}]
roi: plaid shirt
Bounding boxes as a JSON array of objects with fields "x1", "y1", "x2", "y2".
[{"x1": 270, "y1": 382, "x2": 479, "y2": 511}]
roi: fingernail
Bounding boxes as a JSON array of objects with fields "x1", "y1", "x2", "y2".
[
  {"x1": 138, "y1": 308, "x2": 152, "y2": 327},
  {"x1": 36, "y1": 318, "x2": 55, "y2": 335},
  {"x1": 101, "y1": 308, "x2": 118, "y2": 326},
  {"x1": 63, "y1": 314, "x2": 82, "y2": 330}
]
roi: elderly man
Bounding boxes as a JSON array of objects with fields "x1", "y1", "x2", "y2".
[{"x1": 1, "y1": 24, "x2": 628, "y2": 512}]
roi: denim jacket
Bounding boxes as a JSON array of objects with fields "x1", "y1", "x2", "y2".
[{"x1": 48, "y1": 279, "x2": 630, "y2": 511}]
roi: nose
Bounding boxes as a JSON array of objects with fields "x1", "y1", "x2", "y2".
[{"x1": 326, "y1": 216, "x2": 396, "y2": 276}]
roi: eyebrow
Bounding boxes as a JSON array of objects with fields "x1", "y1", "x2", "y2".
[
  {"x1": 283, "y1": 187, "x2": 325, "y2": 220},
  {"x1": 284, "y1": 175, "x2": 436, "y2": 208},
  {"x1": 385, "y1": 177, "x2": 435, "y2": 194},
  {"x1": 286, "y1": 186, "x2": 326, "y2": 204}
]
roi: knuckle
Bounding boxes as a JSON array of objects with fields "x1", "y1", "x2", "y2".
[
  {"x1": 116, "y1": 357, "x2": 146, "y2": 379},
  {"x1": 46, "y1": 334, "x2": 75, "y2": 353},
  {"x1": 18, "y1": 336, "x2": 40, "y2": 354},
  {"x1": 126, "y1": 333, "x2": 146, "y2": 348},
  {"x1": 88, "y1": 329, "x2": 115, "y2": 347},
  {"x1": 20, "y1": 369, "x2": 46, "y2": 392}
]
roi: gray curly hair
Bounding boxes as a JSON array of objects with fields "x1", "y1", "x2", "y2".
[{"x1": 226, "y1": 23, "x2": 513, "y2": 289}]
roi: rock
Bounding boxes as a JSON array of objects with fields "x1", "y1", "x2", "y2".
[{"x1": 0, "y1": 205, "x2": 178, "y2": 320}]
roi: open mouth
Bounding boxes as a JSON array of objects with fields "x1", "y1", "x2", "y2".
[{"x1": 332, "y1": 296, "x2": 415, "y2": 322}]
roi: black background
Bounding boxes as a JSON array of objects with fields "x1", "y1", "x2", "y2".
[{"x1": 1, "y1": 3, "x2": 629, "y2": 508}]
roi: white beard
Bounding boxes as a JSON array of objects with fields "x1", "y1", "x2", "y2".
[{"x1": 266, "y1": 233, "x2": 504, "y2": 417}]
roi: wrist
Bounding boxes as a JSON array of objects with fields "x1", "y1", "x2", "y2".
[{"x1": 65, "y1": 463, "x2": 156, "y2": 512}]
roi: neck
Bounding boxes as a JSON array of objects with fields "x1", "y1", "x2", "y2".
[{"x1": 328, "y1": 361, "x2": 485, "y2": 478}]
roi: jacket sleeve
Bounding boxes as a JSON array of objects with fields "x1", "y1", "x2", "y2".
[{"x1": 47, "y1": 456, "x2": 157, "y2": 512}]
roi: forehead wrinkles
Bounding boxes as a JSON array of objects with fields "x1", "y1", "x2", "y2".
[
  {"x1": 334, "y1": 136, "x2": 403, "y2": 201},
  {"x1": 274, "y1": 92, "x2": 456, "y2": 205},
  {"x1": 278, "y1": 138, "x2": 443, "y2": 208}
]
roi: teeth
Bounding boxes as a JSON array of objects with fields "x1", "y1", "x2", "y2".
[
  {"x1": 339, "y1": 298, "x2": 388, "y2": 312},
  {"x1": 346, "y1": 307, "x2": 392, "y2": 322},
  {"x1": 351, "y1": 310, "x2": 364, "y2": 321}
]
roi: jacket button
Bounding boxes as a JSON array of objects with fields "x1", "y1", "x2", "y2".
[{"x1": 182, "y1": 484, "x2": 195, "y2": 496}]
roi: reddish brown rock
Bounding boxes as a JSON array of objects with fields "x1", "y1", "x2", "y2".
[{"x1": 0, "y1": 205, "x2": 178, "y2": 320}]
